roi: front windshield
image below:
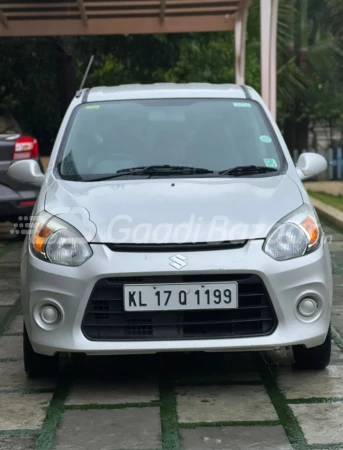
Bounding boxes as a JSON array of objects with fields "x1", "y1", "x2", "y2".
[{"x1": 59, "y1": 99, "x2": 283, "y2": 179}]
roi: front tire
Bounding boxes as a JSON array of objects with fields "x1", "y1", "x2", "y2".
[
  {"x1": 293, "y1": 328, "x2": 331, "y2": 370},
  {"x1": 23, "y1": 325, "x2": 58, "y2": 378}
]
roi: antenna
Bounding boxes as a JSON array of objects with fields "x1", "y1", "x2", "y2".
[{"x1": 79, "y1": 55, "x2": 94, "y2": 90}]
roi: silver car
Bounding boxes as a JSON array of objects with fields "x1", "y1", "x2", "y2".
[{"x1": 8, "y1": 84, "x2": 332, "y2": 377}]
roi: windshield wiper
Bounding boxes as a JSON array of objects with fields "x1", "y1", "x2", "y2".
[
  {"x1": 117, "y1": 165, "x2": 214, "y2": 175},
  {"x1": 85, "y1": 165, "x2": 214, "y2": 182},
  {"x1": 68, "y1": 164, "x2": 278, "y2": 182},
  {"x1": 219, "y1": 165, "x2": 278, "y2": 176}
]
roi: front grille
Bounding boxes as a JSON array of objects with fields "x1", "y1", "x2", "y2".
[
  {"x1": 81, "y1": 275, "x2": 277, "y2": 341},
  {"x1": 106, "y1": 241, "x2": 247, "y2": 252}
]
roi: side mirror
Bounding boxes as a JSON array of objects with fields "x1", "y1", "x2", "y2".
[
  {"x1": 7, "y1": 160, "x2": 45, "y2": 187},
  {"x1": 296, "y1": 153, "x2": 327, "y2": 181}
]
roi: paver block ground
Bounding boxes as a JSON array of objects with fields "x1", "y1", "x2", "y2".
[
  {"x1": 0, "y1": 360, "x2": 55, "y2": 390},
  {"x1": 4, "y1": 315, "x2": 23, "y2": 335},
  {"x1": 65, "y1": 376, "x2": 159, "y2": 405},
  {"x1": 331, "y1": 342, "x2": 343, "y2": 364},
  {"x1": 0, "y1": 392, "x2": 52, "y2": 430},
  {"x1": 180, "y1": 426, "x2": 292, "y2": 450},
  {"x1": 291, "y1": 402, "x2": 343, "y2": 445},
  {"x1": 0, "y1": 306, "x2": 10, "y2": 323},
  {"x1": 56, "y1": 407, "x2": 161, "y2": 450},
  {"x1": 176, "y1": 385, "x2": 278, "y2": 423},
  {"x1": 0, "y1": 435, "x2": 36, "y2": 450},
  {"x1": 276, "y1": 366, "x2": 343, "y2": 398},
  {"x1": 0, "y1": 290, "x2": 20, "y2": 306},
  {"x1": 0, "y1": 278, "x2": 21, "y2": 291},
  {"x1": 333, "y1": 317, "x2": 343, "y2": 338},
  {"x1": 0, "y1": 335, "x2": 23, "y2": 360},
  {"x1": 0, "y1": 267, "x2": 21, "y2": 278},
  {"x1": 0, "y1": 245, "x2": 23, "y2": 265},
  {"x1": 328, "y1": 241, "x2": 343, "y2": 252}
]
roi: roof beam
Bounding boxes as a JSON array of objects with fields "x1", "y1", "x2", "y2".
[
  {"x1": 1, "y1": 0, "x2": 239, "y2": 9},
  {"x1": 0, "y1": 15, "x2": 234, "y2": 37},
  {"x1": 76, "y1": 0, "x2": 88, "y2": 25},
  {"x1": 0, "y1": 9, "x2": 8, "y2": 28},
  {"x1": 160, "y1": 0, "x2": 167, "y2": 24},
  {"x1": 5, "y1": 6, "x2": 238, "y2": 18}
]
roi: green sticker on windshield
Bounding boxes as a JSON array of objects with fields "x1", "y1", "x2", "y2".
[
  {"x1": 86, "y1": 105, "x2": 99, "y2": 110},
  {"x1": 233, "y1": 102, "x2": 252, "y2": 108},
  {"x1": 260, "y1": 135, "x2": 272, "y2": 144},
  {"x1": 264, "y1": 158, "x2": 278, "y2": 168}
]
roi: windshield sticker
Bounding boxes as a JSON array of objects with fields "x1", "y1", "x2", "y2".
[
  {"x1": 86, "y1": 105, "x2": 100, "y2": 110},
  {"x1": 233, "y1": 102, "x2": 252, "y2": 108},
  {"x1": 264, "y1": 158, "x2": 278, "y2": 168},
  {"x1": 260, "y1": 135, "x2": 272, "y2": 144}
]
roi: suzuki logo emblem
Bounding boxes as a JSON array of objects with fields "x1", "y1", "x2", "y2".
[{"x1": 169, "y1": 254, "x2": 188, "y2": 270}]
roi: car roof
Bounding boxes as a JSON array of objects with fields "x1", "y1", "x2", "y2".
[{"x1": 85, "y1": 83, "x2": 250, "y2": 103}]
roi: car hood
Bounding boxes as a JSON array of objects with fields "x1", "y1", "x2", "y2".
[{"x1": 44, "y1": 175, "x2": 303, "y2": 244}]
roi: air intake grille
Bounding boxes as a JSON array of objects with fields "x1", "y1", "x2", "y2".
[{"x1": 81, "y1": 274, "x2": 277, "y2": 341}]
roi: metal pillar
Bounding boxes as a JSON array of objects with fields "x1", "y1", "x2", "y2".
[
  {"x1": 235, "y1": 1, "x2": 249, "y2": 85},
  {"x1": 260, "y1": 0, "x2": 279, "y2": 118}
]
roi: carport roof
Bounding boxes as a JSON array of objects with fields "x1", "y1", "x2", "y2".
[
  {"x1": 0, "y1": 0, "x2": 248, "y2": 36},
  {"x1": 0, "y1": 0, "x2": 279, "y2": 121}
]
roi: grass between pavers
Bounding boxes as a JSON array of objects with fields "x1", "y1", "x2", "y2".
[
  {"x1": 0, "y1": 297, "x2": 21, "y2": 336},
  {"x1": 332, "y1": 326, "x2": 343, "y2": 351},
  {"x1": 0, "y1": 247, "x2": 8, "y2": 260},
  {"x1": 0, "y1": 243, "x2": 13, "y2": 260},
  {"x1": 0, "y1": 429, "x2": 40, "y2": 437},
  {"x1": 159, "y1": 377, "x2": 179, "y2": 450},
  {"x1": 287, "y1": 398, "x2": 343, "y2": 404},
  {"x1": 255, "y1": 353, "x2": 309, "y2": 450},
  {"x1": 0, "y1": 240, "x2": 22, "y2": 262},
  {"x1": 0, "y1": 357, "x2": 21, "y2": 363},
  {"x1": 309, "y1": 191, "x2": 343, "y2": 212},
  {"x1": 175, "y1": 379, "x2": 263, "y2": 387},
  {"x1": 309, "y1": 445, "x2": 343, "y2": 450},
  {"x1": 34, "y1": 371, "x2": 70, "y2": 450},
  {"x1": 0, "y1": 388, "x2": 55, "y2": 395},
  {"x1": 179, "y1": 420, "x2": 281, "y2": 428},
  {"x1": 3, "y1": 332, "x2": 22, "y2": 337}
]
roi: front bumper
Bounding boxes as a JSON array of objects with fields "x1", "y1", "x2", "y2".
[{"x1": 21, "y1": 239, "x2": 332, "y2": 356}]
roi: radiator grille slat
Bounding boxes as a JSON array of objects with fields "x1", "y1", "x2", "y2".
[{"x1": 81, "y1": 274, "x2": 277, "y2": 341}]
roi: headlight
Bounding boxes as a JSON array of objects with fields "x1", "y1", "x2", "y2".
[
  {"x1": 30, "y1": 211, "x2": 92, "y2": 266},
  {"x1": 263, "y1": 204, "x2": 321, "y2": 261}
]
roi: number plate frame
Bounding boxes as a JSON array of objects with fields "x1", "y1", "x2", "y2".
[{"x1": 123, "y1": 282, "x2": 238, "y2": 312}]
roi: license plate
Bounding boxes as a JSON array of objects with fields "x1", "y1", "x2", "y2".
[{"x1": 124, "y1": 282, "x2": 238, "y2": 312}]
